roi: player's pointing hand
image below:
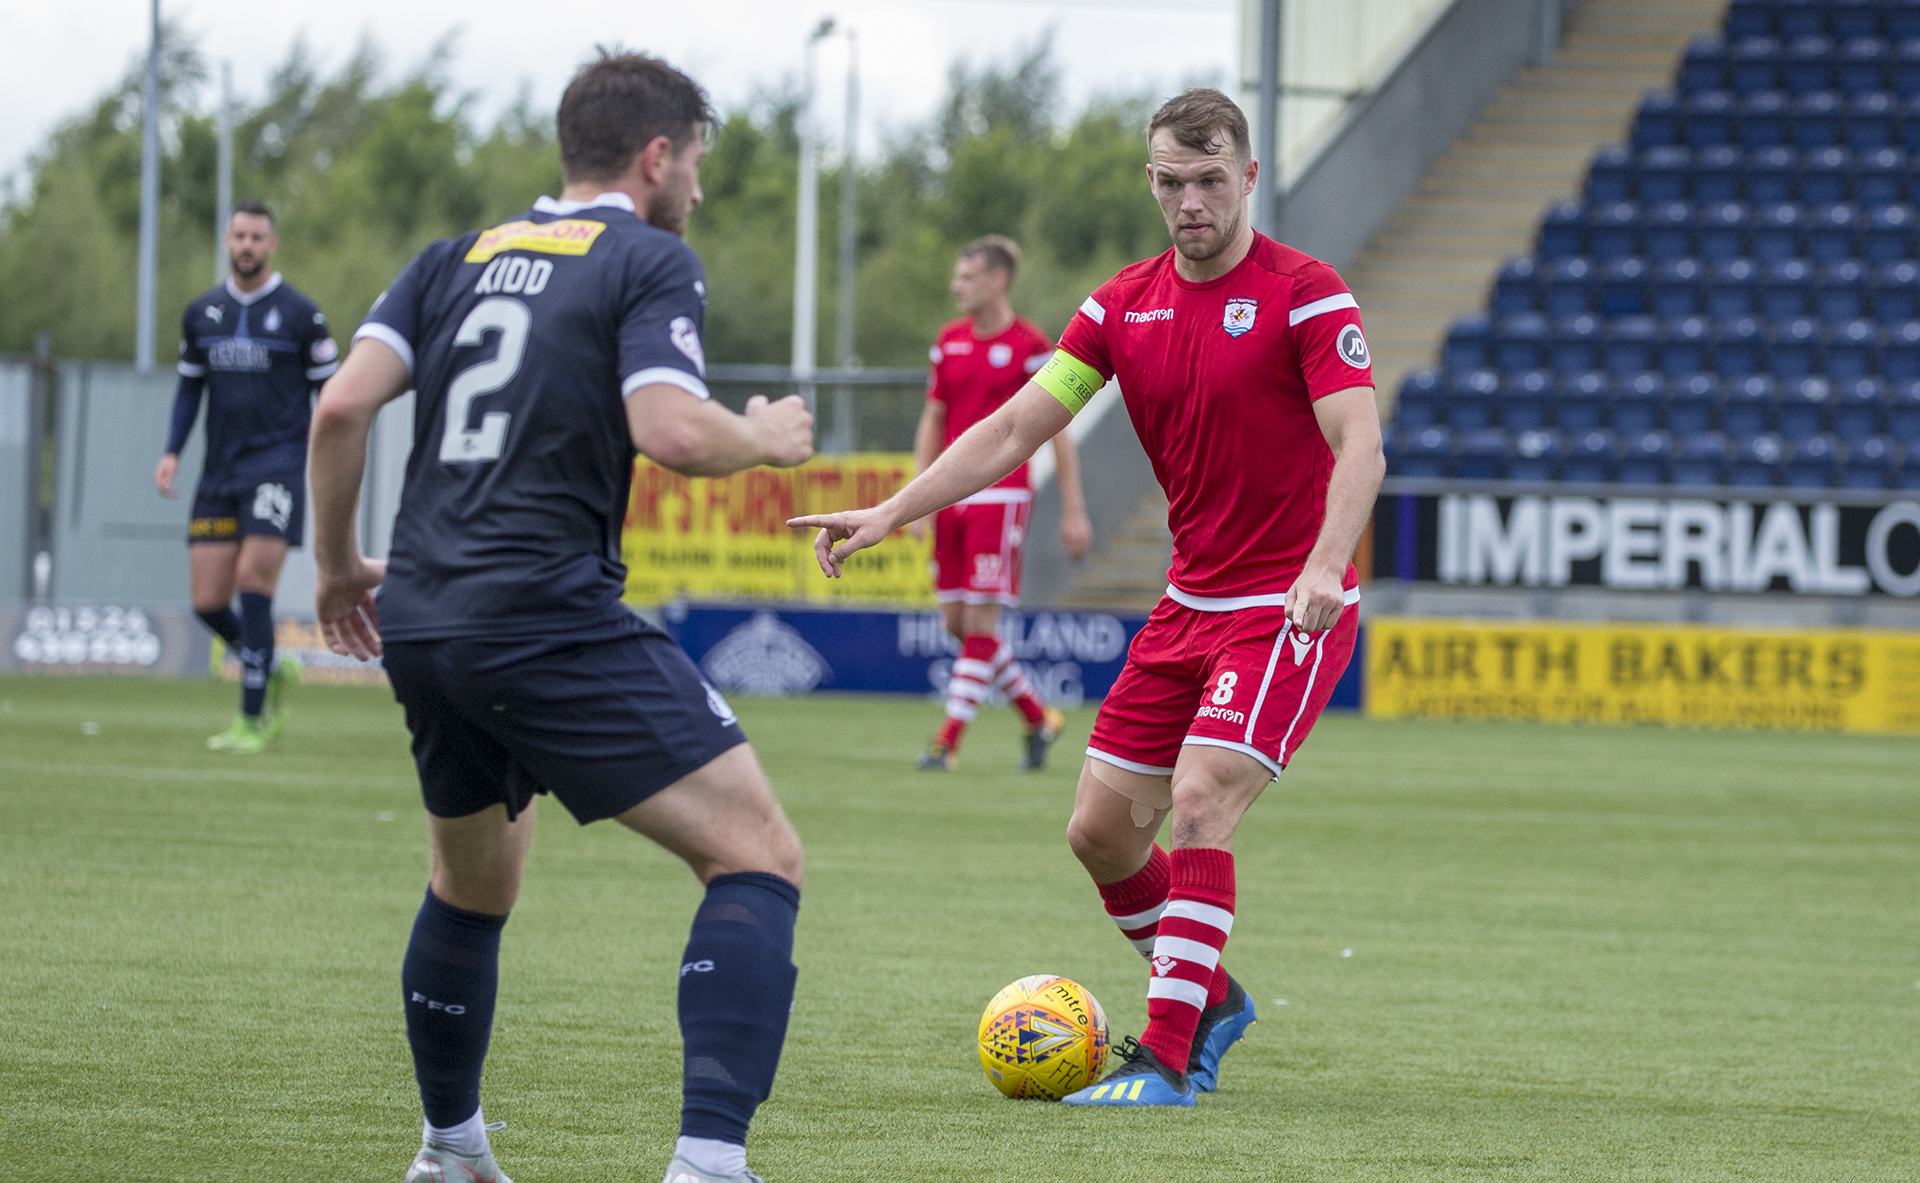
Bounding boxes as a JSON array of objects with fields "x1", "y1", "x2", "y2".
[
  {"x1": 787, "y1": 507, "x2": 894, "y2": 578},
  {"x1": 746, "y1": 393, "x2": 816, "y2": 468}
]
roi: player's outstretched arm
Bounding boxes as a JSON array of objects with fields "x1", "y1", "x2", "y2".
[
  {"x1": 626, "y1": 385, "x2": 814, "y2": 477},
  {"x1": 1286, "y1": 385, "x2": 1385, "y2": 633},
  {"x1": 309, "y1": 338, "x2": 411, "y2": 660},
  {"x1": 789, "y1": 380, "x2": 1071, "y2": 577}
]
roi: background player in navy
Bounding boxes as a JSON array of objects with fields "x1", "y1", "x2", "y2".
[
  {"x1": 155, "y1": 199, "x2": 336, "y2": 753},
  {"x1": 307, "y1": 54, "x2": 813, "y2": 1183}
]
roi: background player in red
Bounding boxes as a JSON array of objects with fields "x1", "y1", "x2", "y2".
[
  {"x1": 792, "y1": 88, "x2": 1384, "y2": 1108},
  {"x1": 911, "y1": 235, "x2": 1093, "y2": 772}
]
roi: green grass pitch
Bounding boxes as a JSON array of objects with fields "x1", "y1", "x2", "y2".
[{"x1": 1, "y1": 674, "x2": 1916, "y2": 1181}]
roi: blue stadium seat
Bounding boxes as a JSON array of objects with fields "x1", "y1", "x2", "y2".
[
  {"x1": 1614, "y1": 372, "x2": 1666, "y2": 433},
  {"x1": 1453, "y1": 428, "x2": 1511, "y2": 480},
  {"x1": 1733, "y1": 40, "x2": 1786, "y2": 95},
  {"x1": 1741, "y1": 90, "x2": 1792, "y2": 146},
  {"x1": 1794, "y1": 90, "x2": 1844, "y2": 146},
  {"x1": 1758, "y1": 200, "x2": 1804, "y2": 257},
  {"x1": 1589, "y1": 201, "x2": 1641, "y2": 258},
  {"x1": 1829, "y1": 316, "x2": 1881, "y2": 376},
  {"x1": 1588, "y1": 145, "x2": 1636, "y2": 202},
  {"x1": 1682, "y1": 36, "x2": 1731, "y2": 93},
  {"x1": 1447, "y1": 369, "x2": 1501, "y2": 430},
  {"x1": 1780, "y1": 0, "x2": 1830, "y2": 40},
  {"x1": 1761, "y1": 256, "x2": 1816, "y2": 316},
  {"x1": 1673, "y1": 430, "x2": 1731, "y2": 485},
  {"x1": 1894, "y1": 2, "x2": 1920, "y2": 42},
  {"x1": 1557, "y1": 372, "x2": 1610, "y2": 433},
  {"x1": 1834, "y1": 376, "x2": 1888, "y2": 439},
  {"x1": 1492, "y1": 257, "x2": 1540, "y2": 316},
  {"x1": 1856, "y1": 144, "x2": 1907, "y2": 201},
  {"x1": 1669, "y1": 373, "x2": 1721, "y2": 434},
  {"x1": 1697, "y1": 201, "x2": 1754, "y2": 258},
  {"x1": 1730, "y1": 432, "x2": 1788, "y2": 484},
  {"x1": 1696, "y1": 144, "x2": 1746, "y2": 200},
  {"x1": 1499, "y1": 370, "x2": 1555, "y2": 431},
  {"x1": 1706, "y1": 257, "x2": 1761, "y2": 315},
  {"x1": 1840, "y1": 39, "x2": 1893, "y2": 96},
  {"x1": 1800, "y1": 144, "x2": 1852, "y2": 201},
  {"x1": 1395, "y1": 370, "x2": 1444, "y2": 429},
  {"x1": 1635, "y1": 91, "x2": 1684, "y2": 148},
  {"x1": 1840, "y1": 434, "x2": 1899, "y2": 486},
  {"x1": 1545, "y1": 256, "x2": 1597, "y2": 315},
  {"x1": 1638, "y1": 146, "x2": 1692, "y2": 201},
  {"x1": 1745, "y1": 145, "x2": 1798, "y2": 202},
  {"x1": 1728, "y1": 0, "x2": 1777, "y2": 39},
  {"x1": 1600, "y1": 256, "x2": 1652, "y2": 314},
  {"x1": 1653, "y1": 257, "x2": 1707, "y2": 316},
  {"x1": 1902, "y1": 92, "x2": 1920, "y2": 145},
  {"x1": 1660, "y1": 315, "x2": 1716, "y2": 374},
  {"x1": 1835, "y1": 1, "x2": 1886, "y2": 42},
  {"x1": 1388, "y1": 425, "x2": 1451, "y2": 478},
  {"x1": 1785, "y1": 433, "x2": 1843, "y2": 485},
  {"x1": 1562, "y1": 429, "x2": 1618, "y2": 482},
  {"x1": 1818, "y1": 258, "x2": 1870, "y2": 317},
  {"x1": 1539, "y1": 202, "x2": 1587, "y2": 258},
  {"x1": 1891, "y1": 376, "x2": 1920, "y2": 434},
  {"x1": 1507, "y1": 428, "x2": 1562, "y2": 481},
  {"x1": 1787, "y1": 43, "x2": 1839, "y2": 98},
  {"x1": 1641, "y1": 201, "x2": 1696, "y2": 257},
  {"x1": 1717, "y1": 315, "x2": 1768, "y2": 373},
  {"x1": 1781, "y1": 375, "x2": 1835, "y2": 435},
  {"x1": 1444, "y1": 316, "x2": 1493, "y2": 371},
  {"x1": 1882, "y1": 318, "x2": 1920, "y2": 376},
  {"x1": 1606, "y1": 316, "x2": 1659, "y2": 373},
  {"x1": 1864, "y1": 201, "x2": 1918, "y2": 259},
  {"x1": 1618, "y1": 430, "x2": 1674, "y2": 484},
  {"x1": 1770, "y1": 315, "x2": 1822, "y2": 376},
  {"x1": 1550, "y1": 313, "x2": 1604, "y2": 374},
  {"x1": 1808, "y1": 201, "x2": 1862, "y2": 259},
  {"x1": 1693, "y1": 92, "x2": 1740, "y2": 148},
  {"x1": 1870, "y1": 258, "x2": 1920, "y2": 316},
  {"x1": 1497, "y1": 312, "x2": 1551, "y2": 372},
  {"x1": 1725, "y1": 373, "x2": 1780, "y2": 434}
]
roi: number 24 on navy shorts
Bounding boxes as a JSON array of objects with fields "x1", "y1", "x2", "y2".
[{"x1": 1086, "y1": 592, "x2": 1359, "y2": 779}]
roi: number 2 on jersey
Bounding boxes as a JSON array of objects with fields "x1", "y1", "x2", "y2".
[{"x1": 440, "y1": 297, "x2": 531, "y2": 463}]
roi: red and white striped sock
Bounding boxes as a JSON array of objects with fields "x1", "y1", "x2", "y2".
[
  {"x1": 1140, "y1": 847, "x2": 1235, "y2": 1074},
  {"x1": 937, "y1": 635, "x2": 999, "y2": 750},
  {"x1": 990, "y1": 639, "x2": 1048, "y2": 728},
  {"x1": 1095, "y1": 844, "x2": 1170, "y2": 958}
]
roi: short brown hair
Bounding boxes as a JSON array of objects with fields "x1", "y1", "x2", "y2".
[
  {"x1": 961, "y1": 235, "x2": 1021, "y2": 283},
  {"x1": 1148, "y1": 88, "x2": 1251, "y2": 162},
  {"x1": 232, "y1": 199, "x2": 274, "y2": 226},
  {"x1": 558, "y1": 50, "x2": 715, "y2": 183}
]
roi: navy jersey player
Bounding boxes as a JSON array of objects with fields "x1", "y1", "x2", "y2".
[
  {"x1": 155, "y1": 199, "x2": 336, "y2": 752},
  {"x1": 307, "y1": 53, "x2": 813, "y2": 1183}
]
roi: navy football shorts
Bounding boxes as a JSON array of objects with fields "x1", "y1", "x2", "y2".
[
  {"x1": 382, "y1": 627, "x2": 748, "y2": 824},
  {"x1": 189, "y1": 470, "x2": 306, "y2": 546}
]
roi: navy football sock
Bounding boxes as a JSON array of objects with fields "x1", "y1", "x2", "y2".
[
  {"x1": 402, "y1": 889, "x2": 507, "y2": 1129},
  {"x1": 237, "y1": 590, "x2": 273, "y2": 717},
  {"x1": 678, "y1": 872, "x2": 800, "y2": 1145},
  {"x1": 195, "y1": 605, "x2": 243, "y2": 650}
]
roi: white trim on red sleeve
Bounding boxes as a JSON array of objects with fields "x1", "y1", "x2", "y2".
[
  {"x1": 1288, "y1": 292, "x2": 1359, "y2": 326},
  {"x1": 1079, "y1": 296, "x2": 1106, "y2": 325}
]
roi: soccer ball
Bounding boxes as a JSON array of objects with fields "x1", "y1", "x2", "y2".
[{"x1": 977, "y1": 974, "x2": 1110, "y2": 1100}]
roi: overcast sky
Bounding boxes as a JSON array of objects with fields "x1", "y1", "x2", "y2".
[{"x1": 3, "y1": 0, "x2": 1239, "y2": 183}]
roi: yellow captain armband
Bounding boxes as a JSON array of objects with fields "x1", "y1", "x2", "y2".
[{"x1": 1032, "y1": 350, "x2": 1103, "y2": 416}]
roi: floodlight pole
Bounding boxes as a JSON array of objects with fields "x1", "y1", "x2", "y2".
[
  {"x1": 136, "y1": 0, "x2": 160, "y2": 373},
  {"x1": 791, "y1": 17, "x2": 837, "y2": 416},
  {"x1": 830, "y1": 28, "x2": 860, "y2": 454},
  {"x1": 1252, "y1": 0, "x2": 1280, "y2": 235},
  {"x1": 214, "y1": 60, "x2": 232, "y2": 284}
]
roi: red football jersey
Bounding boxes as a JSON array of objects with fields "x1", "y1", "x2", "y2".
[
  {"x1": 1052, "y1": 234, "x2": 1373, "y2": 599},
  {"x1": 927, "y1": 315, "x2": 1053, "y2": 491}
]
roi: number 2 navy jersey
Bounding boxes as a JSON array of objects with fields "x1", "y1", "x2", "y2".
[
  {"x1": 353, "y1": 192, "x2": 711, "y2": 644},
  {"x1": 173, "y1": 273, "x2": 339, "y2": 482}
]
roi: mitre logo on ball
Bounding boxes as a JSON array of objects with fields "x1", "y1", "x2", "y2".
[{"x1": 1222, "y1": 298, "x2": 1257, "y2": 337}]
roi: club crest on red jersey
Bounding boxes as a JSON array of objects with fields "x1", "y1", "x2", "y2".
[{"x1": 1222, "y1": 298, "x2": 1258, "y2": 337}]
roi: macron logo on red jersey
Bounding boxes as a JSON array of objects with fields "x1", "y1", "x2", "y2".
[{"x1": 1123, "y1": 308, "x2": 1174, "y2": 325}]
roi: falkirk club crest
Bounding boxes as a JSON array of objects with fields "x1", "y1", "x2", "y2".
[{"x1": 1222, "y1": 298, "x2": 1257, "y2": 337}]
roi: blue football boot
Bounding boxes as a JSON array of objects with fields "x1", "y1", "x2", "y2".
[
  {"x1": 1187, "y1": 971, "x2": 1256, "y2": 1093},
  {"x1": 1061, "y1": 1037, "x2": 1196, "y2": 1107}
]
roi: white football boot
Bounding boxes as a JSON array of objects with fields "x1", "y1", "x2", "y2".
[
  {"x1": 404, "y1": 1140, "x2": 512, "y2": 1182},
  {"x1": 661, "y1": 1155, "x2": 765, "y2": 1183}
]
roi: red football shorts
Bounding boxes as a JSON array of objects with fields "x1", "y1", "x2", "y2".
[
  {"x1": 932, "y1": 492, "x2": 1031, "y2": 606},
  {"x1": 1087, "y1": 591, "x2": 1359, "y2": 779}
]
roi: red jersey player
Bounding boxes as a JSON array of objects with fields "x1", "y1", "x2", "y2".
[
  {"x1": 913, "y1": 235, "x2": 1093, "y2": 772},
  {"x1": 791, "y1": 89, "x2": 1384, "y2": 1108}
]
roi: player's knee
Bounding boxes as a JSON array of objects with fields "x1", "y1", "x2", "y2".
[
  {"x1": 1169, "y1": 769, "x2": 1229, "y2": 821},
  {"x1": 1065, "y1": 806, "x2": 1125, "y2": 870}
]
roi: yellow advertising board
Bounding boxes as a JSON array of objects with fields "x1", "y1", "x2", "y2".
[
  {"x1": 621, "y1": 454, "x2": 935, "y2": 606},
  {"x1": 1364, "y1": 616, "x2": 1920, "y2": 734}
]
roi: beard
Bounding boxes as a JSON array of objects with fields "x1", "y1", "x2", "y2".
[
  {"x1": 230, "y1": 253, "x2": 265, "y2": 280},
  {"x1": 646, "y1": 173, "x2": 692, "y2": 236},
  {"x1": 1171, "y1": 202, "x2": 1245, "y2": 263}
]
